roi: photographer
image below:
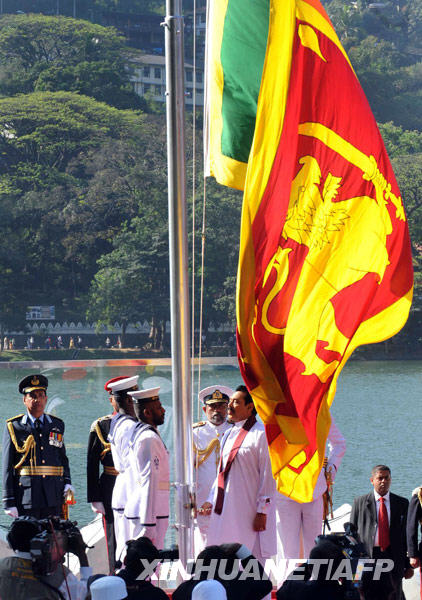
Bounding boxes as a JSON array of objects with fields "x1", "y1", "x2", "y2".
[
  {"x1": 276, "y1": 540, "x2": 347, "y2": 599},
  {"x1": 173, "y1": 542, "x2": 272, "y2": 600},
  {"x1": 116, "y1": 536, "x2": 168, "y2": 599},
  {"x1": 0, "y1": 516, "x2": 92, "y2": 600}
]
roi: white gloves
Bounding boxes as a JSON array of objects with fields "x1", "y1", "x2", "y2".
[
  {"x1": 91, "y1": 502, "x2": 105, "y2": 515},
  {"x1": 64, "y1": 484, "x2": 75, "y2": 495},
  {"x1": 4, "y1": 507, "x2": 18, "y2": 518}
]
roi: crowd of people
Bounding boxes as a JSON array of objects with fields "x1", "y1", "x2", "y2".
[
  {"x1": 4, "y1": 335, "x2": 124, "y2": 351},
  {"x1": 1, "y1": 373, "x2": 421, "y2": 599}
]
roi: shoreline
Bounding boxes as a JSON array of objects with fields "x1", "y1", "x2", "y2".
[
  {"x1": 0, "y1": 355, "x2": 240, "y2": 368},
  {"x1": 0, "y1": 353, "x2": 420, "y2": 368}
]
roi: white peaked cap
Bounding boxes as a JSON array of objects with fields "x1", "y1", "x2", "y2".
[
  {"x1": 192, "y1": 580, "x2": 227, "y2": 600},
  {"x1": 199, "y1": 385, "x2": 233, "y2": 404},
  {"x1": 108, "y1": 376, "x2": 139, "y2": 393},
  {"x1": 90, "y1": 576, "x2": 128, "y2": 600},
  {"x1": 128, "y1": 387, "x2": 160, "y2": 401}
]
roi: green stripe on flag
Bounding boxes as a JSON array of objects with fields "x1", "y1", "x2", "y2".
[{"x1": 220, "y1": 0, "x2": 270, "y2": 163}]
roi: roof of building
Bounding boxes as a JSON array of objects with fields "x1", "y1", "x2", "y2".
[{"x1": 129, "y1": 53, "x2": 195, "y2": 69}]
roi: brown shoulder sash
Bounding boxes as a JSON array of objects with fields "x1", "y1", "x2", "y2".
[{"x1": 214, "y1": 415, "x2": 256, "y2": 514}]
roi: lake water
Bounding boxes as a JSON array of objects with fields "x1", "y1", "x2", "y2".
[{"x1": 0, "y1": 360, "x2": 420, "y2": 544}]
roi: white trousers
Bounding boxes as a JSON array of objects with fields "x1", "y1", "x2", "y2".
[
  {"x1": 251, "y1": 537, "x2": 271, "y2": 600},
  {"x1": 113, "y1": 509, "x2": 131, "y2": 564},
  {"x1": 128, "y1": 517, "x2": 169, "y2": 550},
  {"x1": 193, "y1": 515, "x2": 209, "y2": 556},
  {"x1": 275, "y1": 493, "x2": 324, "y2": 561}
]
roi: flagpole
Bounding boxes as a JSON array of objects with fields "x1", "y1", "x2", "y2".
[{"x1": 164, "y1": 0, "x2": 194, "y2": 565}]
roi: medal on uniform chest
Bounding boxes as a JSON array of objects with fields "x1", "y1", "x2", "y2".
[{"x1": 49, "y1": 431, "x2": 63, "y2": 447}]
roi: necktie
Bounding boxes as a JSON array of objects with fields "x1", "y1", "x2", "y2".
[
  {"x1": 378, "y1": 496, "x2": 390, "y2": 551},
  {"x1": 34, "y1": 419, "x2": 42, "y2": 431}
]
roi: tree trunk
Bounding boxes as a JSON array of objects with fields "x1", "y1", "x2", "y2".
[
  {"x1": 121, "y1": 320, "x2": 127, "y2": 348},
  {"x1": 158, "y1": 321, "x2": 164, "y2": 352},
  {"x1": 150, "y1": 316, "x2": 160, "y2": 350}
]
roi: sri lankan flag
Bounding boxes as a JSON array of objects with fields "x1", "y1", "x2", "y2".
[{"x1": 205, "y1": 0, "x2": 413, "y2": 502}]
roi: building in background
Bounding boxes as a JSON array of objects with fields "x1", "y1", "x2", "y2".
[{"x1": 128, "y1": 53, "x2": 204, "y2": 108}]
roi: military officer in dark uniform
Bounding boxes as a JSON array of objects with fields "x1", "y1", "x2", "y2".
[
  {"x1": 87, "y1": 376, "x2": 128, "y2": 573},
  {"x1": 2, "y1": 374, "x2": 72, "y2": 519},
  {"x1": 407, "y1": 486, "x2": 422, "y2": 569}
]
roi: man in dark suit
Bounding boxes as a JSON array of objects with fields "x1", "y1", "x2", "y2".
[
  {"x1": 406, "y1": 486, "x2": 422, "y2": 569},
  {"x1": 350, "y1": 464, "x2": 412, "y2": 600},
  {"x1": 2, "y1": 374, "x2": 72, "y2": 519}
]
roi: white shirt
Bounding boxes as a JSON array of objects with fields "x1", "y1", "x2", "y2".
[
  {"x1": 207, "y1": 420, "x2": 277, "y2": 556},
  {"x1": 220, "y1": 419, "x2": 272, "y2": 512},
  {"x1": 373, "y1": 490, "x2": 390, "y2": 547},
  {"x1": 124, "y1": 422, "x2": 169, "y2": 537},
  {"x1": 108, "y1": 413, "x2": 137, "y2": 510},
  {"x1": 26, "y1": 412, "x2": 46, "y2": 426}
]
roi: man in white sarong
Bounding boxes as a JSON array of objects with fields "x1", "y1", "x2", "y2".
[
  {"x1": 124, "y1": 387, "x2": 169, "y2": 549},
  {"x1": 275, "y1": 418, "x2": 346, "y2": 566},
  {"x1": 201, "y1": 385, "x2": 276, "y2": 568},
  {"x1": 107, "y1": 376, "x2": 138, "y2": 564},
  {"x1": 193, "y1": 385, "x2": 232, "y2": 554}
]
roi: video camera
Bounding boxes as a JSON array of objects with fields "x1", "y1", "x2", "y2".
[
  {"x1": 30, "y1": 517, "x2": 82, "y2": 576},
  {"x1": 315, "y1": 522, "x2": 369, "y2": 599}
]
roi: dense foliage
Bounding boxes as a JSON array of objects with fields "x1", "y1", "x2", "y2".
[
  {"x1": 0, "y1": 14, "x2": 144, "y2": 109},
  {"x1": 0, "y1": 4, "x2": 420, "y2": 345}
]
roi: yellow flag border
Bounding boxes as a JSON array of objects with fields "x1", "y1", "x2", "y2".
[{"x1": 204, "y1": 0, "x2": 248, "y2": 190}]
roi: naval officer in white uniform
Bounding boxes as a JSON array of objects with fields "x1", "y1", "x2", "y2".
[
  {"x1": 193, "y1": 385, "x2": 232, "y2": 553},
  {"x1": 107, "y1": 376, "x2": 138, "y2": 564},
  {"x1": 124, "y1": 387, "x2": 169, "y2": 549},
  {"x1": 275, "y1": 418, "x2": 346, "y2": 565},
  {"x1": 201, "y1": 385, "x2": 276, "y2": 568}
]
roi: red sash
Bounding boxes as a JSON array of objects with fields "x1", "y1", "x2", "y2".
[{"x1": 214, "y1": 415, "x2": 257, "y2": 515}]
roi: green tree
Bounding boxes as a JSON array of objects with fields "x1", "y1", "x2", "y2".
[
  {"x1": 0, "y1": 91, "x2": 149, "y2": 316},
  {"x1": 88, "y1": 210, "x2": 169, "y2": 348},
  {"x1": 324, "y1": 0, "x2": 366, "y2": 47},
  {"x1": 325, "y1": 2, "x2": 422, "y2": 130},
  {"x1": 392, "y1": 153, "x2": 422, "y2": 299},
  {"x1": 0, "y1": 91, "x2": 142, "y2": 190},
  {"x1": 346, "y1": 37, "x2": 422, "y2": 130},
  {"x1": 392, "y1": 153, "x2": 422, "y2": 244},
  {"x1": 194, "y1": 182, "x2": 242, "y2": 332},
  {"x1": 0, "y1": 198, "x2": 28, "y2": 347},
  {"x1": 92, "y1": 0, "x2": 166, "y2": 15},
  {"x1": 379, "y1": 122, "x2": 422, "y2": 157},
  {"x1": 0, "y1": 14, "x2": 143, "y2": 109}
]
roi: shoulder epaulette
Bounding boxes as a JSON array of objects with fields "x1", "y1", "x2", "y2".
[
  {"x1": 47, "y1": 414, "x2": 64, "y2": 423},
  {"x1": 193, "y1": 421, "x2": 207, "y2": 429},
  {"x1": 90, "y1": 415, "x2": 111, "y2": 433},
  {"x1": 6, "y1": 414, "x2": 24, "y2": 422}
]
